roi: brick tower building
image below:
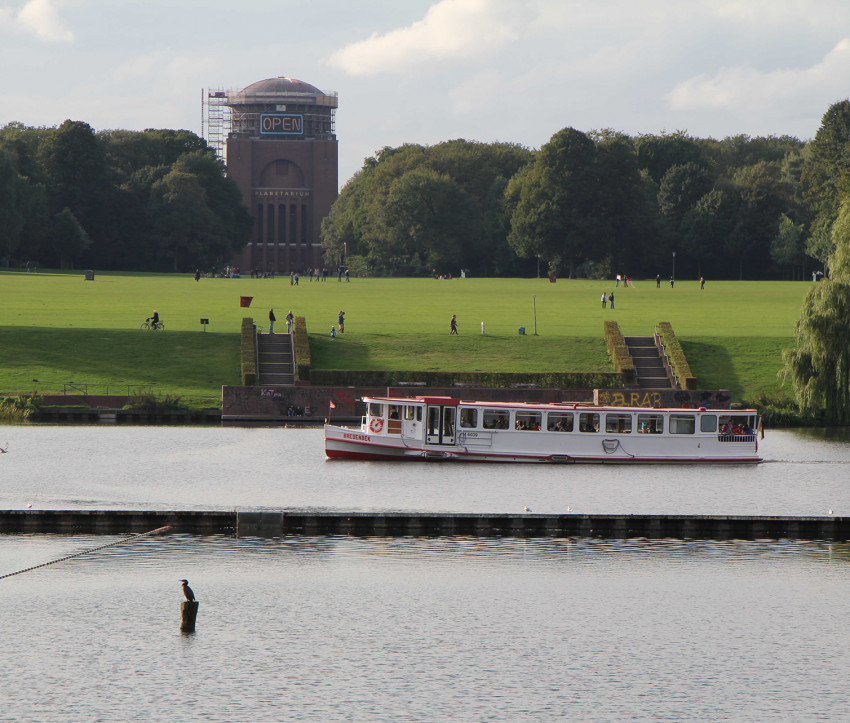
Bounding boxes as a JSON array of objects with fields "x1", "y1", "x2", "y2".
[{"x1": 211, "y1": 77, "x2": 338, "y2": 273}]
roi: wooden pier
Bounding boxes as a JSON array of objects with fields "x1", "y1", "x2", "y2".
[{"x1": 1, "y1": 510, "x2": 849, "y2": 541}]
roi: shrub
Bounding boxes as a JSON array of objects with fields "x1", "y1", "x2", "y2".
[
  {"x1": 309, "y1": 369, "x2": 622, "y2": 389},
  {"x1": 0, "y1": 394, "x2": 42, "y2": 421},
  {"x1": 603, "y1": 321, "x2": 636, "y2": 384},
  {"x1": 293, "y1": 316, "x2": 311, "y2": 382},
  {"x1": 122, "y1": 392, "x2": 186, "y2": 411},
  {"x1": 657, "y1": 322, "x2": 696, "y2": 390},
  {"x1": 241, "y1": 317, "x2": 257, "y2": 386}
]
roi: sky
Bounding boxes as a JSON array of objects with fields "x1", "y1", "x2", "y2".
[{"x1": 2, "y1": 0, "x2": 850, "y2": 188}]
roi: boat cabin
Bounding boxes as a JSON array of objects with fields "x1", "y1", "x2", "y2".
[{"x1": 361, "y1": 396, "x2": 759, "y2": 445}]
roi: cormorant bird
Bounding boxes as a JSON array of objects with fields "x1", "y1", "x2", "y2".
[{"x1": 180, "y1": 579, "x2": 195, "y2": 601}]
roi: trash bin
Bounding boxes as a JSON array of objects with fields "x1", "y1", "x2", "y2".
[
  {"x1": 240, "y1": 296, "x2": 253, "y2": 308},
  {"x1": 84, "y1": 270, "x2": 94, "y2": 281},
  {"x1": 519, "y1": 327, "x2": 526, "y2": 335}
]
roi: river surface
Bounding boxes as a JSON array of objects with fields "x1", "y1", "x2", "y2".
[
  {"x1": 1, "y1": 426, "x2": 849, "y2": 515},
  {"x1": 2, "y1": 425, "x2": 850, "y2": 721}
]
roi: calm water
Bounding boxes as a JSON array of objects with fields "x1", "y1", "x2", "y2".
[
  {"x1": 2, "y1": 426, "x2": 850, "y2": 721},
  {"x1": 1, "y1": 426, "x2": 849, "y2": 515}
]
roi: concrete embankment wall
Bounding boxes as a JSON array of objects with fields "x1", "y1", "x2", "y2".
[
  {"x1": 2, "y1": 511, "x2": 848, "y2": 541},
  {"x1": 222, "y1": 386, "x2": 735, "y2": 423}
]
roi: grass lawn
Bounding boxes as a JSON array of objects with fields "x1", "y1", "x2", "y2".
[{"x1": 0, "y1": 270, "x2": 811, "y2": 406}]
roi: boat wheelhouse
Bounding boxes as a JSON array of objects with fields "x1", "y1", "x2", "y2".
[{"x1": 324, "y1": 396, "x2": 762, "y2": 464}]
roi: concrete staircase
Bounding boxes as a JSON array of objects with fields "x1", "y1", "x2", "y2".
[
  {"x1": 624, "y1": 336, "x2": 673, "y2": 388},
  {"x1": 257, "y1": 333, "x2": 295, "y2": 386}
]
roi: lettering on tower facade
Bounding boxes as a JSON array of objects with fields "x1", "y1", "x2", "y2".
[{"x1": 260, "y1": 114, "x2": 303, "y2": 135}]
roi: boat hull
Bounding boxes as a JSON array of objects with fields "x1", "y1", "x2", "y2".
[{"x1": 324, "y1": 425, "x2": 761, "y2": 464}]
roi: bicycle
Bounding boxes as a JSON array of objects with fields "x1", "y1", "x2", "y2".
[{"x1": 140, "y1": 318, "x2": 165, "y2": 331}]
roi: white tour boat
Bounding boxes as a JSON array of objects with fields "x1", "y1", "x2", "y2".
[{"x1": 324, "y1": 395, "x2": 762, "y2": 464}]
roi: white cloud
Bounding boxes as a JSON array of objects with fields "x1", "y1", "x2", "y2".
[
  {"x1": 666, "y1": 37, "x2": 850, "y2": 112},
  {"x1": 329, "y1": 0, "x2": 518, "y2": 76},
  {"x1": 17, "y1": 0, "x2": 73, "y2": 42}
]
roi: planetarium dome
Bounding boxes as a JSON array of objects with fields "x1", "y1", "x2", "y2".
[{"x1": 239, "y1": 77, "x2": 325, "y2": 96}]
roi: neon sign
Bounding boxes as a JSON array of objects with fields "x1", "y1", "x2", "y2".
[{"x1": 260, "y1": 114, "x2": 303, "y2": 135}]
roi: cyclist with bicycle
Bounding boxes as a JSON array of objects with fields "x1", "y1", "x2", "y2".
[{"x1": 143, "y1": 310, "x2": 162, "y2": 330}]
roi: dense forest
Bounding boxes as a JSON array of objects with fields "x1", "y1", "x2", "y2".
[
  {"x1": 323, "y1": 130, "x2": 815, "y2": 280},
  {"x1": 0, "y1": 121, "x2": 251, "y2": 272},
  {"x1": 3, "y1": 100, "x2": 850, "y2": 278}
]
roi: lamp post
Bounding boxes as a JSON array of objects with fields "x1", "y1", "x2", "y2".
[
  {"x1": 672, "y1": 251, "x2": 676, "y2": 281},
  {"x1": 532, "y1": 294, "x2": 537, "y2": 336},
  {"x1": 343, "y1": 242, "x2": 347, "y2": 266}
]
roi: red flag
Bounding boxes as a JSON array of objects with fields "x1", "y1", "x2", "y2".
[{"x1": 329, "y1": 400, "x2": 336, "y2": 409}]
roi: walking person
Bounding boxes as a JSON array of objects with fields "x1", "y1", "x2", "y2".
[
  {"x1": 338, "y1": 310, "x2": 345, "y2": 333},
  {"x1": 670, "y1": 276, "x2": 675, "y2": 289},
  {"x1": 268, "y1": 308, "x2": 276, "y2": 334},
  {"x1": 656, "y1": 274, "x2": 661, "y2": 288},
  {"x1": 601, "y1": 292, "x2": 607, "y2": 309},
  {"x1": 450, "y1": 314, "x2": 458, "y2": 335},
  {"x1": 700, "y1": 276, "x2": 705, "y2": 290},
  {"x1": 609, "y1": 292, "x2": 615, "y2": 309},
  {"x1": 286, "y1": 310, "x2": 294, "y2": 334}
]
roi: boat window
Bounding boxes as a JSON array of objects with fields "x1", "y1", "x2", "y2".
[
  {"x1": 579, "y1": 412, "x2": 600, "y2": 433},
  {"x1": 720, "y1": 415, "x2": 755, "y2": 436},
  {"x1": 670, "y1": 414, "x2": 695, "y2": 434},
  {"x1": 459, "y1": 408, "x2": 478, "y2": 428},
  {"x1": 404, "y1": 405, "x2": 417, "y2": 421},
  {"x1": 637, "y1": 414, "x2": 663, "y2": 434},
  {"x1": 605, "y1": 413, "x2": 632, "y2": 434},
  {"x1": 515, "y1": 411, "x2": 542, "y2": 431},
  {"x1": 443, "y1": 408, "x2": 455, "y2": 437},
  {"x1": 416, "y1": 407, "x2": 422, "y2": 422},
  {"x1": 700, "y1": 415, "x2": 717, "y2": 432},
  {"x1": 482, "y1": 409, "x2": 509, "y2": 429},
  {"x1": 369, "y1": 403, "x2": 383, "y2": 417},
  {"x1": 547, "y1": 412, "x2": 573, "y2": 432},
  {"x1": 388, "y1": 405, "x2": 400, "y2": 420},
  {"x1": 427, "y1": 407, "x2": 440, "y2": 436}
]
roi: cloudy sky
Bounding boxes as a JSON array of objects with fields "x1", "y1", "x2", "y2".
[{"x1": 1, "y1": 0, "x2": 849, "y2": 186}]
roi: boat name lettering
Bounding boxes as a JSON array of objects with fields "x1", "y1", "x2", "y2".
[{"x1": 343, "y1": 433, "x2": 371, "y2": 441}]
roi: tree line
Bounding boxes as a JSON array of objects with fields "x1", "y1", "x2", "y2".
[
  {"x1": 322, "y1": 127, "x2": 821, "y2": 280},
  {"x1": 4, "y1": 100, "x2": 850, "y2": 280},
  {"x1": 0, "y1": 121, "x2": 251, "y2": 271}
]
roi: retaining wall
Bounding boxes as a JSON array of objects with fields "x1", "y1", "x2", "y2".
[{"x1": 2, "y1": 511, "x2": 848, "y2": 541}]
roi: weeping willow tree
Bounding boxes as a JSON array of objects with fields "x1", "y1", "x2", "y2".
[{"x1": 783, "y1": 197, "x2": 850, "y2": 424}]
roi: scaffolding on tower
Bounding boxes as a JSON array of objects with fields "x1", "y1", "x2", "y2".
[{"x1": 203, "y1": 88, "x2": 231, "y2": 164}]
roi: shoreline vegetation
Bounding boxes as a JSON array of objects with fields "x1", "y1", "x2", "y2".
[{"x1": 0, "y1": 270, "x2": 822, "y2": 425}]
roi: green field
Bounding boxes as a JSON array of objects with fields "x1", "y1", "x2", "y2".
[{"x1": 0, "y1": 270, "x2": 810, "y2": 407}]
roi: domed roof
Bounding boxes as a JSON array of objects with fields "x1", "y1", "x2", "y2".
[{"x1": 239, "y1": 77, "x2": 325, "y2": 96}]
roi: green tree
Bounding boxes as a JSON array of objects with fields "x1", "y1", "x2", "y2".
[
  {"x1": 634, "y1": 131, "x2": 705, "y2": 184},
  {"x1": 784, "y1": 197, "x2": 850, "y2": 422},
  {"x1": 801, "y1": 101, "x2": 850, "y2": 238},
  {"x1": 770, "y1": 213, "x2": 806, "y2": 279},
  {"x1": 51, "y1": 207, "x2": 92, "y2": 268},
  {"x1": 149, "y1": 170, "x2": 218, "y2": 272},
  {"x1": 505, "y1": 128, "x2": 601, "y2": 278},
  {"x1": 0, "y1": 150, "x2": 26, "y2": 266}
]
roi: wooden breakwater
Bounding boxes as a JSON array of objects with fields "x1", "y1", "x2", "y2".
[{"x1": 1, "y1": 510, "x2": 850, "y2": 541}]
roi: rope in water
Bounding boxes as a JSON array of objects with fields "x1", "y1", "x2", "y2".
[{"x1": 0, "y1": 525, "x2": 172, "y2": 581}]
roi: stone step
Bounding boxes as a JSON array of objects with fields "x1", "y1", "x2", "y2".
[{"x1": 260, "y1": 375, "x2": 295, "y2": 385}]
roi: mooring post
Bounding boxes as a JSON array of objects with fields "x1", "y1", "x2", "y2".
[{"x1": 181, "y1": 601, "x2": 199, "y2": 632}]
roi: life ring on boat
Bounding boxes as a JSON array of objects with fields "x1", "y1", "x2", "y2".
[{"x1": 369, "y1": 417, "x2": 384, "y2": 433}]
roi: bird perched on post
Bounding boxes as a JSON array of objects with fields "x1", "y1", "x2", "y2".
[{"x1": 180, "y1": 579, "x2": 195, "y2": 601}]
